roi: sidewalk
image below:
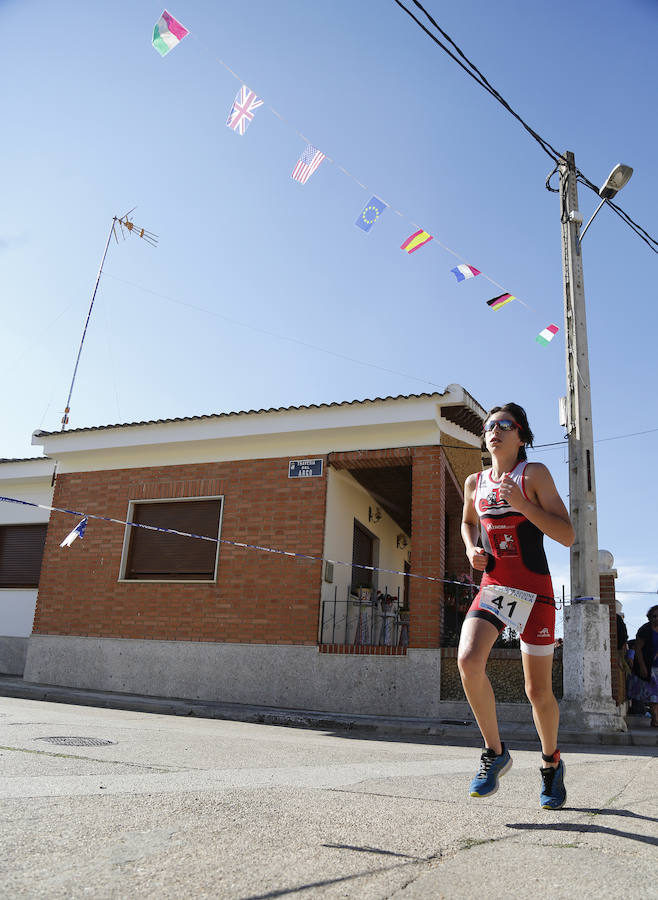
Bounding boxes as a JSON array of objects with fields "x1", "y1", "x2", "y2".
[{"x1": 0, "y1": 674, "x2": 655, "y2": 747}]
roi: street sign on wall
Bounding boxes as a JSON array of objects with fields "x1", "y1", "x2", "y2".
[{"x1": 288, "y1": 458, "x2": 323, "y2": 478}]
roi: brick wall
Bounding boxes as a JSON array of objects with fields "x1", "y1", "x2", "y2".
[
  {"x1": 444, "y1": 467, "x2": 468, "y2": 579},
  {"x1": 409, "y1": 446, "x2": 445, "y2": 648},
  {"x1": 599, "y1": 571, "x2": 622, "y2": 703},
  {"x1": 35, "y1": 442, "x2": 478, "y2": 651},
  {"x1": 34, "y1": 457, "x2": 327, "y2": 644}
]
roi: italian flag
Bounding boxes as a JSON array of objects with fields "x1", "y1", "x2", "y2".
[
  {"x1": 536, "y1": 324, "x2": 559, "y2": 346},
  {"x1": 152, "y1": 10, "x2": 188, "y2": 57}
]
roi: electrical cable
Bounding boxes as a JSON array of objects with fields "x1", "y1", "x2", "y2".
[
  {"x1": 530, "y1": 425, "x2": 658, "y2": 451},
  {"x1": 395, "y1": 0, "x2": 657, "y2": 254},
  {"x1": 392, "y1": 0, "x2": 560, "y2": 164}
]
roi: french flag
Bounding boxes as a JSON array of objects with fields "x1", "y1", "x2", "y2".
[{"x1": 451, "y1": 264, "x2": 481, "y2": 282}]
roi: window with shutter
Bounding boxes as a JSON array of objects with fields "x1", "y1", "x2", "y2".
[
  {"x1": 123, "y1": 498, "x2": 223, "y2": 581},
  {"x1": 351, "y1": 520, "x2": 374, "y2": 593},
  {"x1": 0, "y1": 524, "x2": 48, "y2": 588}
]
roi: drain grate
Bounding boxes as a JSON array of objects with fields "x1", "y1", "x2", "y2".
[
  {"x1": 439, "y1": 719, "x2": 472, "y2": 727},
  {"x1": 35, "y1": 736, "x2": 117, "y2": 747}
]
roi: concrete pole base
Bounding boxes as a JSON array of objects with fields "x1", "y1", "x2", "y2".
[
  {"x1": 560, "y1": 599, "x2": 627, "y2": 734},
  {"x1": 560, "y1": 699, "x2": 627, "y2": 733}
]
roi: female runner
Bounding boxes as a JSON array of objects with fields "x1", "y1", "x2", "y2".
[{"x1": 459, "y1": 403, "x2": 575, "y2": 809}]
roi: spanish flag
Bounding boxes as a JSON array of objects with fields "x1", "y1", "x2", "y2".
[{"x1": 401, "y1": 229, "x2": 433, "y2": 254}]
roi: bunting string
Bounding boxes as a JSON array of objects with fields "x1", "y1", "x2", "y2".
[
  {"x1": 0, "y1": 493, "x2": 561, "y2": 608},
  {"x1": 153, "y1": 10, "x2": 554, "y2": 340}
]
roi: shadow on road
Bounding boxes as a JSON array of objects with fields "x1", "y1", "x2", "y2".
[{"x1": 505, "y1": 821, "x2": 658, "y2": 847}]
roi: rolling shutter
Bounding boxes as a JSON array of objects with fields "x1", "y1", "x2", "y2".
[
  {"x1": 0, "y1": 524, "x2": 48, "y2": 588},
  {"x1": 125, "y1": 499, "x2": 222, "y2": 581},
  {"x1": 351, "y1": 520, "x2": 373, "y2": 592}
]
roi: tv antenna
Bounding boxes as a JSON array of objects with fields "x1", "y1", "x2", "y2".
[{"x1": 60, "y1": 210, "x2": 158, "y2": 429}]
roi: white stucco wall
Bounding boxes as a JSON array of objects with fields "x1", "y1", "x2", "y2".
[
  {"x1": 32, "y1": 387, "x2": 482, "y2": 475},
  {"x1": 0, "y1": 460, "x2": 54, "y2": 639},
  {"x1": 321, "y1": 468, "x2": 410, "y2": 645}
]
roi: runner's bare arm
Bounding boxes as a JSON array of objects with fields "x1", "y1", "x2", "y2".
[
  {"x1": 462, "y1": 473, "x2": 488, "y2": 570},
  {"x1": 499, "y1": 463, "x2": 574, "y2": 547}
]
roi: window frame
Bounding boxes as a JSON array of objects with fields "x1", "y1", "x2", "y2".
[{"x1": 118, "y1": 495, "x2": 224, "y2": 584}]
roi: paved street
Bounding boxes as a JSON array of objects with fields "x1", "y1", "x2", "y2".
[{"x1": 1, "y1": 696, "x2": 656, "y2": 899}]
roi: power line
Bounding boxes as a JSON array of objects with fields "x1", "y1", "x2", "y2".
[
  {"x1": 392, "y1": 0, "x2": 560, "y2": 164},
  {"x1": 395, "y1": 0, "x2": 658, "y2": 254},
  {"x1": 530, "y1": 426, "x2": 658, "y2": 452}
]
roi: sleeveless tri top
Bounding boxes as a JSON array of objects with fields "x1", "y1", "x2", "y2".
[{"x1": 473, "y1": 460, "x2": 551, "y2": 594}]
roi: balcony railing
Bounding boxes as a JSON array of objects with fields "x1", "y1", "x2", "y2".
[{"x1": 320, "y1": 587, "x2": 409, "y2": 648}]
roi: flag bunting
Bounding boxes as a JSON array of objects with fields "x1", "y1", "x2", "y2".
[
  {"x1": 147, "y1": 16, "x2": 555, "y2": 342},
  {"x1": 60, "y1": 517, "x2": 88, "y2": 548},
  {"x1": 355, "y1": 196, "x2": 388, "y2": 233},
  {"x1": 487, "y1": 293, "x2": 515, "y2": 311},
  {"x1": 451, "y1": 264, "x2": 481, "y2": 282},
  {"x1": 292, "y1": 144, "x2": 326, "y2": 184},
  {"x1": 536, "y1": 324, "x2": 559, "y2": 345},
  {"x1": 226, "y1": 85, "x2": 263, "y2": 135},
  {"x1": 152, "y1": 10, "x2": 188, "y2": 56},
  {"x1": 401, "y1": 229, "x2": 433, "y2": 254}
]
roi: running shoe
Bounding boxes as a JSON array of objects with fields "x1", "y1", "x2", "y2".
[
  {"x1": 540, "y1": 759, "x2": 567, "y2": 810},
  {"x1": 469, "y1": 745, "x2": 512, "y2": 797}
]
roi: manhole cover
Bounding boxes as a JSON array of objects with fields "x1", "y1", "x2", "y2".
[{"x1": 35, "y1": 736, "x2": 116, "y2": 747}]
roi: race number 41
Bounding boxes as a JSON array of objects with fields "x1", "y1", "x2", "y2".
[{"x1": 479, "y1": 585, "x2": 537, "y2": 632}]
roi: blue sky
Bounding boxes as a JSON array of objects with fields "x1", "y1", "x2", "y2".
[{"x1": 2, "y1": 0, "x2": 657, "y2": 638}]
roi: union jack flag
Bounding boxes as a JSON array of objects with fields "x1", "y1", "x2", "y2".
[
  {"x1": 226, "y1": 85, "x2": 263, "y2": 136},
  {"x1": 291, "y1": 144, "x2": 326, "y2": 184}
]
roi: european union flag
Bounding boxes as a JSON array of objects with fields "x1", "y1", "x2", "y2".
[{"x1": 355, "y1": 196, "x2": 388, "y2": 233}]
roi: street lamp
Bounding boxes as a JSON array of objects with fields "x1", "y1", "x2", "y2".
[
  {"x1": 579, "y1": 164, "x2": 634, "y2": 242},
  {"x1": 555, "y1": 151, "x2": 632, "y2": 732}
]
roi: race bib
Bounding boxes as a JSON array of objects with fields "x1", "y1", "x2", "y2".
[{"x1": 479, "y1": 585, "x2": 537, "y2": 632}]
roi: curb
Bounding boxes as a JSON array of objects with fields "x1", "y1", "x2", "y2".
[{"x1": 0, "y1": 676, "x2": 655, "y2": 747}]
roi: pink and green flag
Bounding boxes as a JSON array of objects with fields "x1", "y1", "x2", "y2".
[
  {"x1": 401, "y1": 229, "x2": 433, "y2": 254},
  {"x1": 536, "y1": 324, "x2": 559, "y2": 345},
  {"x1": 152, "y1": 10, "x2": 188, "y2": 57}
]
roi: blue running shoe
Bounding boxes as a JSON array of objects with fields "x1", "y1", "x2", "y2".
[
  {"x1": 469, "y1": 745, "x2": 512, "y2": 797},
  {"x1": 540, "y1": 760, "x2": 567, "y2": 810}
]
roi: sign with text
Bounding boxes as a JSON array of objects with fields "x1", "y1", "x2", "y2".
[{"x1": 288, "y1": 458, "x2": 324, "y2": 479}]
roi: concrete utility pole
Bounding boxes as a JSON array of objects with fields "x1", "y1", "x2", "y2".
[
  {"x1": 557, "y1": 151, "x2": 625, "y2": 732},
  {"x1": 558, "y1": 151, "x2": 600, "y2": 601}
]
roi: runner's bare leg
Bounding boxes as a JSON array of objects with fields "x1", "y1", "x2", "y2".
[
  {"x1": 458, "y1": 617, "x2": 502, "y2": 753},
  {"x1": 522, "y1": 651, "x2": 559, "y2": 766}
]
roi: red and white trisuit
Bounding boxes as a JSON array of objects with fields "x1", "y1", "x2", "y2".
[{"x1": 467, "y1": 460, "x2": 556, "y2": 655}]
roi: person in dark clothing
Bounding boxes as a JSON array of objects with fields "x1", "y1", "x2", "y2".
[{"x1": 627, "y1": 605, "x2": 658, "y2": 726}]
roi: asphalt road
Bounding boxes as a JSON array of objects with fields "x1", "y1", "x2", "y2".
[{"x1": 1, "y1": 697, "x2": 656, "y2": 898}]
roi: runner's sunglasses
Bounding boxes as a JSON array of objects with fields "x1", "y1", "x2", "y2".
[{"x1": 483, "y1": 419, "x2": 520, "y2": 433}]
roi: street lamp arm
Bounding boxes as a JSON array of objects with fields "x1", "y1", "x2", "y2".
[{"x1": 578, "y1": 199, "x2": 607, "y2": 244}]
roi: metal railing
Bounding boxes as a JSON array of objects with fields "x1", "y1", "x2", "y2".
[{"x1": 320, "y1": 586, "x2": 409, "y2": 647}]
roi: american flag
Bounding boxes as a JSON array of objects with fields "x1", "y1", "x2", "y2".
[
  {"x1": 291, "y1": 144, "x2": 326, "y2": 184},
  {"x1": 226, "y1": 85, "x2": 263, "y2": 136}
]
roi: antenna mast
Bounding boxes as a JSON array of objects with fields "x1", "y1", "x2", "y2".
[{"x1": 60, "y1": 211, "x2": 157, "y2": 430}]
